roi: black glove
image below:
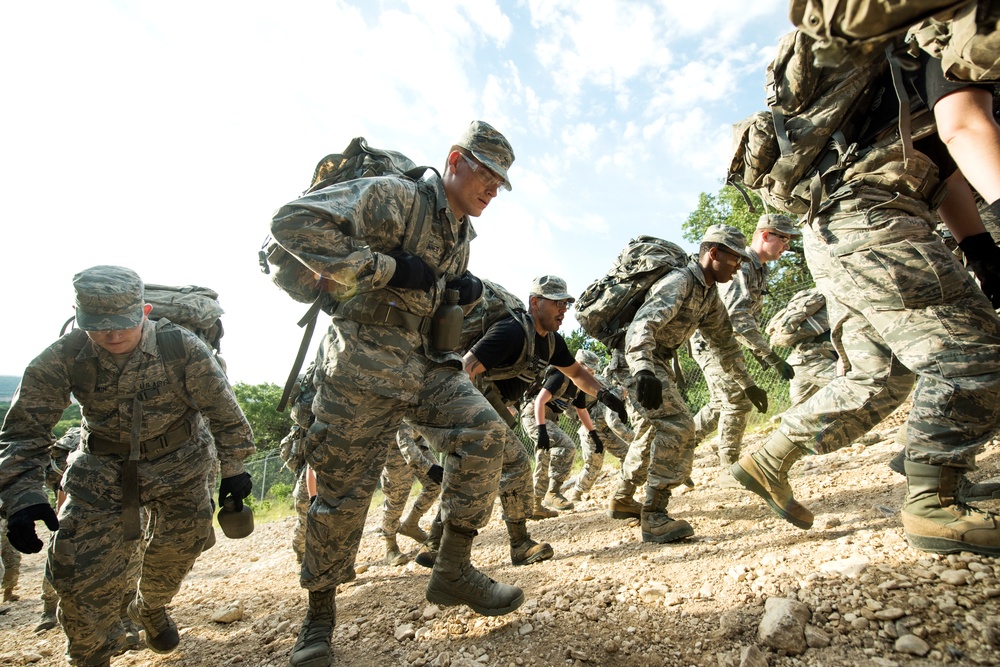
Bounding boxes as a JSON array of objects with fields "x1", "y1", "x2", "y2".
[
  {"x1": 7, "y1": 503, "x2": 59, "y2": 554},
  {"x1": 536, "y1": 423, "x2": 551, "y2": 451},
  {"x1": 427, "y1": 464, "x2": 445, "y2": 485},
  {"x1": 588, "y1": 430, "x2": 604, "y2": 455},
  {"x1": 386, "y1": 252, "x2": 435, "y2": 292},
  {"x1": 634, "y1": 371, "x2": 662, "y2": 411},
  {"x1": 770, "y1": 359, "x2": 795, "y2": 380},
  {"x1": 959, "y1": 232, "x2": 1000, "y2": 308},
  {"x1": 744, "y1": 385, "x2": 768, "y2": 413},
  {"x1": 219, "y1": 472, "x2": 253, "y2": 512},
  {"x1": 446, "y1": 272, "x2": 484, "y2": 305},
  {"x1": 596, "y1": 388, "x2": 628, "y2": 423},
  {"x1": 751, "y1": 353, "x2": 769, "y2": 372}
]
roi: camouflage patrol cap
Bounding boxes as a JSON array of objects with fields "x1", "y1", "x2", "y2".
[
  {"x1": 73, "y1": 265, "x2": 146, "y2": 331},
  {"x1": 756, "y1": 213, "x2": 801, "y2": 237},
  {"x1": 455, "y1": 120, "x2": 515, "y2": 191},
  {"x1": 529, "y1": 275, "x2": 575, "y2": 303},
  {"x1": 702, "y1": 224, "x2": 752, "y2": 260},
  {"x1": 575, "y1": 349, "x2": 600, "y2": 370}
]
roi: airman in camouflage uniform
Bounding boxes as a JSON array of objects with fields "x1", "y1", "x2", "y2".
[
  {"x1": 765, "y1": 288, "x2": 838, "y2": 408},
  {"x1": 563, "y1": 350, "x2": 633, "y2": 502},
  {"x1": 456, "y1": 275, "x2": 627, "y2": 562},
  {"x1": 612, "y1": 226, "x2": 769, "y2": 543},
  {"x1": 731, "y1": 66, "x2": 1000, "y2": 556},
  {"x1": 691, "y1": 214, "x2": 800, "y2": 472},
  {"x1": 519, "y1": 366, "x2": 590, "y2": 512},
  {"x1": 379, "y1": 422, "x2": 442, "y2": 566},
  {"x1": 0, "y1": 266, "x2": 254, "y2": 667},
  {"x1": 271, "y1": 122, "x2": 525, "y2": 667}
]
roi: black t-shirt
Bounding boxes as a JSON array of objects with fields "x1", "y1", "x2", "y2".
[
  {"x1": 470, "y1": 317, "x2": 574, "y2": 403},
  {"x1": 538, "y1": 368, "x2": 587, "y2": 415}
]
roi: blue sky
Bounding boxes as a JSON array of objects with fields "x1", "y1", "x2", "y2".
[{"x1": 1, "y1": 0, "x2": 794, "y2": 385}]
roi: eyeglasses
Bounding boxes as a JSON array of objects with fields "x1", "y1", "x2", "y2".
[
  {"x1": 544, "y1": 298, "x2": 572, "y2": 311},
  {"x1": 769, "y1": 231, "x2": 792, "y2": 246},
  {"x1": 717, "y1": 248, "x2": 744, "y2": 267},
  {"x1": 459, "y1": 153, "x2": 508, "y2": 193}
]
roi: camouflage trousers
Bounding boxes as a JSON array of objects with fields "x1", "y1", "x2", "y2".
[
  {"x1": 379, "y1": 439, "x2": 441, "y2": 538},
  {"x1": 49, "y1": 445, "x2": 213, "y2": 665},
  {"x1": 566, "y1": 419, "x2": 631, "y2": 496},
  {"x1": 304, "y1": 320, "x2": 507, "y2": 593},
  {"x1": 610, "y1": 352, "x2": 692, "y2": 492},
  {"x1": 691, "y1": 344, "x2": 753, "y2": 464},
  {"x1": 782, "y1": 202, "x2": 1000, "y2": 465},
  {"x1": 519, "y1": 404, "x2": 576, "y2": 498},
  {"x1": 291, "y1": 464, "x2": 310, "y2": 563},
  {"x1": 1, "y1": 524, "x2": 19, "y2": 593},
  {"x1": 787, "y1": 346, "x2": 838, "y2": 408}
]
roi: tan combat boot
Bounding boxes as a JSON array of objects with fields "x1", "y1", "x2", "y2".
[
  {"x1": 566, "y1": 487, "x2": 584, "y2": 503},
  {"x1": 730, "y1": 432, "x2": 813, "y2": 529},
  {"x1": 425, "y1": 525, "x2": 524, "y2": 616},
  {"x1": 414, "y1": 515, "x2": 444, "y2": 569},
  {"x1": 384, "y1": 535, "x2": 408, "y2": 567},
  {"x1": 34, "y1": 597, "x2": 58, "y2": 633},
  {"x1": 289, "y1": 588, "x2": 336, "y2": 667},
  {"x1": 607, "y1": 479, "x2": 642, "y2": 520},
  {"x1": 640, "y1": 487, "x2": 693, "y2": 543},
  {"x1": 901, "y1": 460, "x2": 1000, "y2": 557},
  {"x1": 127, "y1": 600, "x2": 179, "y2": 654},
  {"x1": 506, "y1": 520, "x2": 554, "y2": 566},
  {"x1": 544, "y1": 490, "x2": 574, "y2": 511},
  {"x1": 531, "y1": 498, "x2": 558, "y2": 520},
  {"x1": 397, "y1": 510, "x2": 428, "y2": 544}
]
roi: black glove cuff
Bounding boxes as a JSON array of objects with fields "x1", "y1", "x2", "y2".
[{"x1": 958, "y1": 232, "x2": 999, "y2": 262}]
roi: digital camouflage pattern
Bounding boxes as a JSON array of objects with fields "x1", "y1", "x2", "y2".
[
  {"x1": 455, "y1": 120, "x2": 515, "y2": 190},
  {"x1": 621, "y1": 262, "x2": 754, "y2": 493},
  {"x1": 766, "y1": 288, "x2": 838, "y2": 407},
  {"x1": 72, "y1": 265, "x2": 145, "y2": 332},
  {"x1": 0, "y1": 318, "x2": 253, "y2": 665},
  {"x1": 781, "y1": 189, "x2": 1000, "y2": 465},
  {"x1": 380, "y1": 423, "x2": 441, "y2": 540},
  {"x1": 272, "y1": 166, "x2": 513, "y2": 594},
  {"x1": 691, "y1": 248, "x2": 773, "y2": 461}
]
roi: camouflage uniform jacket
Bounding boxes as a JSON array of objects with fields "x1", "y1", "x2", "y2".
[
  {"x1": 0, "y1": 319, "x2": 254, "y2": 516},
  {"x1": 271, "y1": 172, "x2": 473, "y2": 367},
  {"x1": 626, "y1": 261, "x2": 752, "y2": 388},
  {"x1": 691, "y1": 248, "x2": 774, "y2": 360}
]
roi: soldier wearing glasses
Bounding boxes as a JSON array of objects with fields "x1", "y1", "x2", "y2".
[
  {"x1": 691, "y1": 214, "x2": 801, "y2": 481},
  {"x1": 605, "y1": 224, "x2": 769, "y2": 544}
]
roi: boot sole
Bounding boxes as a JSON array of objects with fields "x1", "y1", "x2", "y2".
[
  {"x1": 606, "y1": 509, "x2": 640, "y2": 520},
  {"x1": 127, "y1": 602, "x2": 179, "y2": 654},
  {"x1": 641, "y1": 524, "x2": 694, "y2": 543},
  {"x1": 414, "y1": 552, "x2": 436, "y2": 569},
  {"x1": 905, "y1": 533, "x2": 1000, "y2": 557},
  {"x1": 512, "y1": 544, "x2": 554, "y2": 566},
  {"x1": 425, "y1": 586, "x2": 525, "y2": 617},
  {"x1": 730, "y1": 463, "x2": 813, "y2": 530},
  {"x1": 289, "y1": 651, "x2": 333, "y2": 667}
]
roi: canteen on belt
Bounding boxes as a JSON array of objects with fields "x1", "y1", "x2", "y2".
[{"x1": 218, "y1": 499, "x2": 255, "y2": 539}]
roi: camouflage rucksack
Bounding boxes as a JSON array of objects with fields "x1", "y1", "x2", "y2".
[
  {"x1": 765, "y1": 287, "x2": 830, "y2": 348},
  {"x1": 259, "y1": 136, "x2": 434, "y2": 410},
  {"x1": 910, "y1": 1, "x2": 1000, "y2": 82},
  {"x1": 727, "y1": 29, "x2": 930, "y2": 220},
  {"x1": 259, "y1": 137, "x2": 432, "y2": 307},
  {"x1": 143, "y1": 284, "x2": 225, "y2": 357},
  {"x1": 575, "y1": 236, "x2": 690, "y2": 351},
  {"x1": 789, "y1": 0, "x2": 970, "y2": 66},
  {"x1": 459, "y1": 278, "x2": 526, "y2": 352}
]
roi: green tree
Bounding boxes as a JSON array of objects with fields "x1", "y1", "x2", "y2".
[
  {"x1": 233, "y1": 382, "x2": 293, "y2": 460},
  {"x1": 563, "y1": 327, "x2": 609, "y2": 365}
]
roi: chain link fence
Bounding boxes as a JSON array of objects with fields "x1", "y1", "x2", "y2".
[{"x1": 244, "y1": 453, "x2": 296, "y2": 503}]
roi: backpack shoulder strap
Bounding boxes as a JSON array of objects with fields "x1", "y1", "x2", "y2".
[{"x1": 154, "y1": 320, "x2": 200, "y2": 411}]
